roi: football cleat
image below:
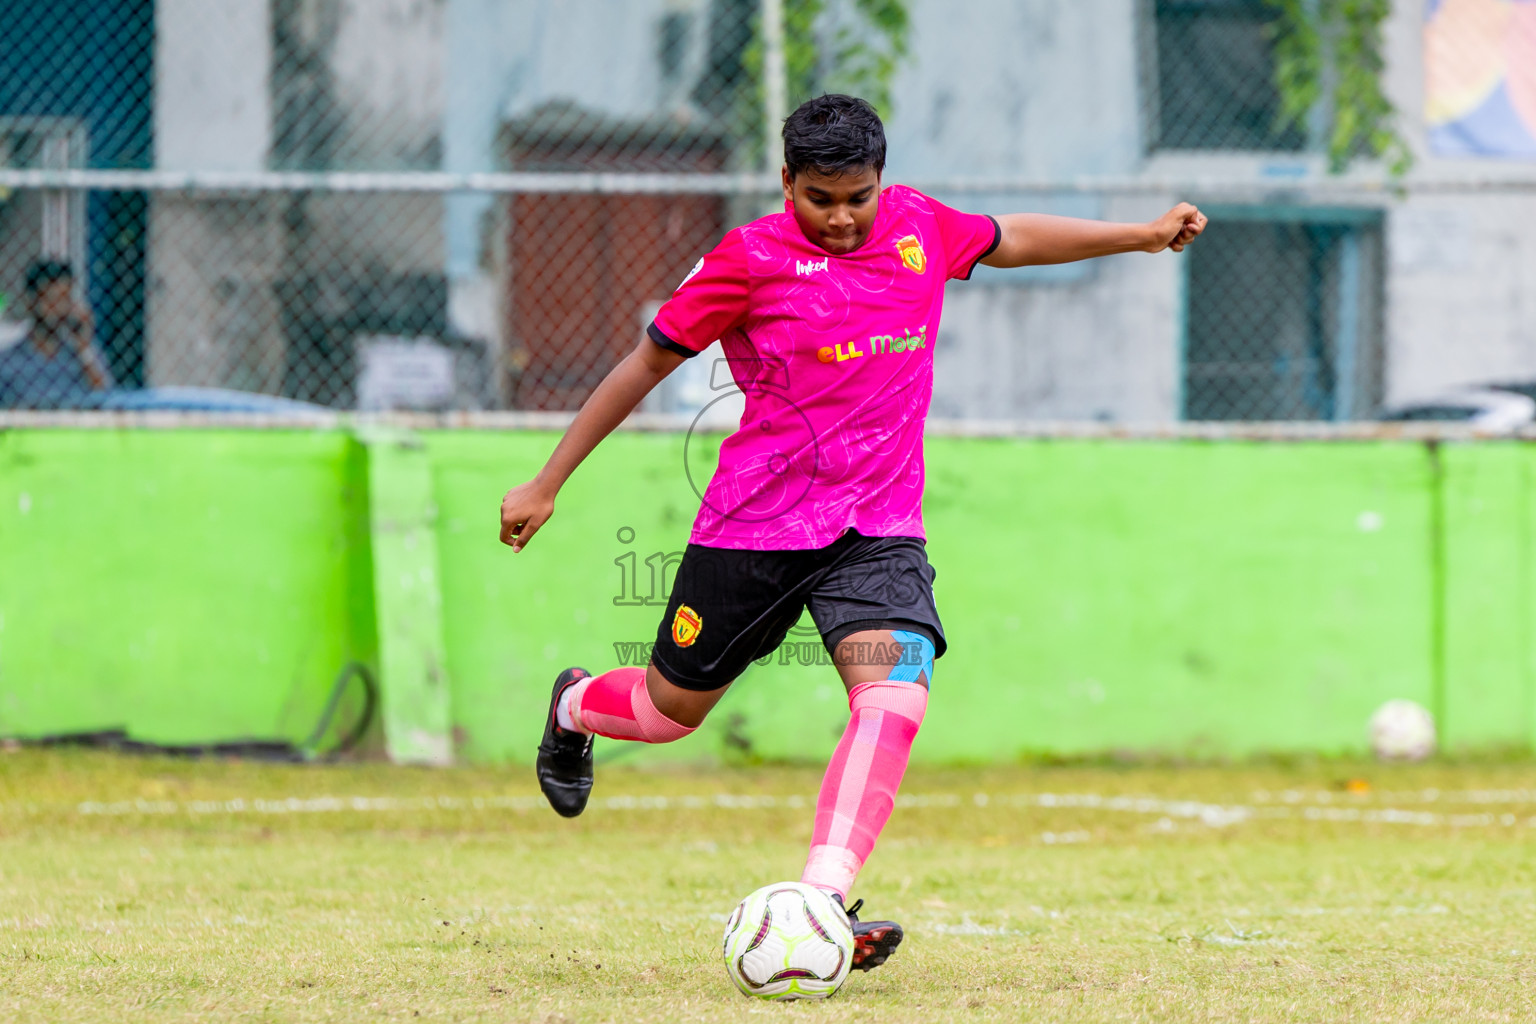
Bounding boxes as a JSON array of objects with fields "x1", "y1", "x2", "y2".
[
  {"x1": 535, "y1": 666, "x2": 594, "y2": 817},
  {"x1": 837, "y1": 896, "x2": 904, "y2": 971}
]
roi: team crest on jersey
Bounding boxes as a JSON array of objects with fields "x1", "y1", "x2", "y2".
[
  {"x1": 672, "y1": 604, "x2": 703, "y2": 647},
  {"x1": 895, "y1": 234, "x2": 927, "y2": 274}
]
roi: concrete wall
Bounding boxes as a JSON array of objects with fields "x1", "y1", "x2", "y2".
[
  {"x1": 147, "y1": 0, "x2": 450, "y2": 394},
  {"x1": 1386, "y1": 191, "x2": 1536, "y2": 403},
  {"x1": 885, "y1": 0, "x2": 1145, "y2": 180},
  {"x1": 882, "y1": 0, "x2": 1183, "y2": 421},
  {"x1": 155, "y1": 0, "x2": 271, "y2": 172},
  {"x1": 327, "y1": 0, "x2": 444, "y2": 170},
  {"x1": 149, "y1": 0, "x2": 285, "y2": 390}
]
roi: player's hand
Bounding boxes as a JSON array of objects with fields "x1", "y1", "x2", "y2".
[
  {"x1": 1147, "y1": 203, "x2": 1208, "y2": 253},
  {"x1": 500, "y1": 480, "x2": 556, "y2": 552}
]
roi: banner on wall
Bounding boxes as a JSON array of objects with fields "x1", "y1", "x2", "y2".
[{"x1": 1425, "y1": 0, "x2": 1536, "y2": 157}]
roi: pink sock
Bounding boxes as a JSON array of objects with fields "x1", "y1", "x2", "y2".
[
  {"x1": 801, "y1": 681, "x2": 928, "y2": 899},
  {"x1": 564, "y1": 667, "x2": 696, "y2": 744}
]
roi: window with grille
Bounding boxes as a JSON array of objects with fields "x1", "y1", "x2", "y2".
[
  {"x1": 1148, "y1": 0, "x2": 1306, "y2": 152},
  {"x1": 1183, "y1": 214, "x2": 1384, "y2": 421}
]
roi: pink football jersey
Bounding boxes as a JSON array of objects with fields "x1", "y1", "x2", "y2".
[{"x1": 648, "y1": 185, "x2": 999, "y2": 550}]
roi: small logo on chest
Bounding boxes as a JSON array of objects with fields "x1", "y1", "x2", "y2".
[
  {"x1": 896, "y1": 235, "x2": 927, "y2": 274},
  {"x1": 795, "y1": 257, "x2": 829, "y2": 276}
]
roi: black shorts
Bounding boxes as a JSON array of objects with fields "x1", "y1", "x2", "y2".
[{"x1": 650, "y1": 529, "x2": 945, "y2": 692}]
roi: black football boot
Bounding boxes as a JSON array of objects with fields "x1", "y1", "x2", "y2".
[
  {"x1": 837, "y1": 895, "x2": 904, "y2": 971},
  {"x1": 535, "y1": 666, "x2": 594, "y2": 817}
]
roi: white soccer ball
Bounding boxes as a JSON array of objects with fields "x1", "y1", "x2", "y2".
[
  {"x1": 721, "y1": 882, "x2": 854, "y2": 1000},
  {"x1": 1370, "y1": 699, "x2": 1437, "y2": 761}
]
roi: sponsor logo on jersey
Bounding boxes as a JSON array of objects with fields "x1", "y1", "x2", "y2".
[
  {"x1": 817, "y1": 326, "x2": 927, "y2": 365},
  {"x1": 895, "y1": 234, "x2": 927, "y2": 274},
  {"x1": 795, "y1": 257, "x2": 829, "y2": 277},
  {"x1": 672, "y1": 604, "x2": 703, "y2": 647},
  {"x1": 677, "y1": 257, "x2": 705, "y2": 291}
]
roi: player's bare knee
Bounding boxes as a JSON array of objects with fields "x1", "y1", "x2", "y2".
[
  {"x1": 834, "y1": 629, "x2": 935, "y2": 693},
  {"x1": 644, "y1": 661, "x2": 725, "y2": 730}
]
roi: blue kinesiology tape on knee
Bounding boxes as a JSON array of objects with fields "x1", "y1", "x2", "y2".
[{"x1": 889, "y1": 630, "x2": 936, "y2": 685}]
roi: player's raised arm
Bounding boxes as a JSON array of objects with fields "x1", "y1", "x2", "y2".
[
  {"x1": 499, "y1": 337, "x2": 685, "y2": 552},
  {"x1": 980, "y1": 202, "x2": 1208, "y2": 268}
]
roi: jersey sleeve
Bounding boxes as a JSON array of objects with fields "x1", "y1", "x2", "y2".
[
  {"x1": 647, "y1": 230, "x2": 750, "y2": 358},
  {"x1": 924, "y1": 194, "x2": 1002, "y2": 281}
]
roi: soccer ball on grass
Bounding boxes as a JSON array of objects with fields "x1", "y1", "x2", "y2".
[
  {"x1": 1369, "y1": 699, "x2": 1437, "y2": 761},
  {"x1": 721, "y1": 881, "x2": 854, "y2": 999}
]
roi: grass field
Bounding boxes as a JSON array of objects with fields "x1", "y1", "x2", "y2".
[{"x1": 3, "y1": 749, "x2": 1535, "y2": 1022}]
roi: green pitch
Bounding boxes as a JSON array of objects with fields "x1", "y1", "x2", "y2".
[{"x1": 3, "y1": 750, "x2": 1534, "y2": 1022}]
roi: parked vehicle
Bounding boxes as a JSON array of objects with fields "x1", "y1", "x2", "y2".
[
  {"x1": 96, "y1": 387, "x2": 333, "y2": 415},
  {"x1": 1376, "y1": 386, "x2": 1536, "y2": 431}
]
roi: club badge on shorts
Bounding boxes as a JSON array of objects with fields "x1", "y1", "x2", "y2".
[
  {"x1": 672, "y1": 604, "x2": 703, "y2": 647},
  {"x1": 896, "y1": 234, "x2": 927, "y2": 274}
]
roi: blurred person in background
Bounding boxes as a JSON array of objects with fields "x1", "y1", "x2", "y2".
[{"x1": 0, "y1": 260, "x2": 113, "y2": 408}]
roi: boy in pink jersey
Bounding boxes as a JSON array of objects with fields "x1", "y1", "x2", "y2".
[{"x1": 500, "y1": 94, "x2": 1207, "y2": 970}]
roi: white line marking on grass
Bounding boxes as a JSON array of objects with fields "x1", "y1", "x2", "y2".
[
  {"x1": 1006, "y1": 792, "x2": 1256, "y2": 827},
  {"x1": 1040, "y1": 830, "x2": 1092, "y2": 844},
  {"x1": 74, "y1": 795, "x2": 548, "y2": 816},
  {"x1": 928, "y1": 915, "x2": 1017, "y2": 936},
  {"x1": 1252, "y1": 788, "x2": 1536, "y2": 806},
  {"x1": 35, "y1": 790, "x2": 1536, "y2": 832}
]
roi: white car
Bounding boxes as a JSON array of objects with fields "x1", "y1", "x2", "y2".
[{"x1": 1377, "y1": 387, "x2": 1536, "y2": 431}]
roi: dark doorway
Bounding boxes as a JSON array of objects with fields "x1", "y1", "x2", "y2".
[{"x1": 1183, "y1": 211, "x2": 1384, "y2": 421}]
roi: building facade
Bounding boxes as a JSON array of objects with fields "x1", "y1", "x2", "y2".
[{"x1": 6, "y1": 0, "x2": 1529, "y2": 418}]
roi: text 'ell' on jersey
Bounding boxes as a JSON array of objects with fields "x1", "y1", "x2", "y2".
[{"x1": 648, "y1": 185, "x2": 1000, "y2": 550}]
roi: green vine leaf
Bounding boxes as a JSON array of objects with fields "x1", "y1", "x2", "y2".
[
  {"x1": 739, "y1": 0, "x2": 911, "y2": 161},
  {"x1": 1266, "y1": 0, "x2": 1411, "y2": 176}
]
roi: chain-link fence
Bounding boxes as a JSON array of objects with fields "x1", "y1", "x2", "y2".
[{"x1": 0, "y1": 0, "x2": 1532, "y2": 422}]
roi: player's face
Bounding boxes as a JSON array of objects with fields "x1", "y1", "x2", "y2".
[{"x1": 783, "y1": 165, "x2": 881, "y2": 255}]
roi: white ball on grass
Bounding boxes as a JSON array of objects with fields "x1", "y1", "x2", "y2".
[
  {"x1": 721, "y1": 881, "x2": 854, "y2": 1000},
  {"x1": 1369, "y1": 699, "x2": 1437, "y2": 761}
]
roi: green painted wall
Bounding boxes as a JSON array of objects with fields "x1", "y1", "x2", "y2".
[
  {"x1": 1, "y1": 428, "x2": 1531, "y2": 762},
  {"x1": 1439, "y1": 444, "x2": 1536, "y2": 750},
  {"x1": 365, "y1": 429, "x2": 454, "y2": 765},
  {"x1": 430, "y1": 436, "x2": 1448, "y2": 763},
  {"x1": 922, "y1": 440, "x2": 1437, "y2": 759},
  {"x1": 0, "y1": 430, "x2": 376, "y2": 747}
]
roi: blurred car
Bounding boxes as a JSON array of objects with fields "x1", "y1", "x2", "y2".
[
  {"x1": 2, "y1": 386, "x2": 334, "y2": 416},
  {"x1": 1376, "y1": 386, "x2": 1536, "y2": 431},
  {"x1": 96, "y1": 386, "x2": 333, "y2": 415}
]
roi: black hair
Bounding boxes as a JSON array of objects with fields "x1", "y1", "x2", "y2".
[
  {"x1": 25, "y1": 259, "x2": 74, "y2": 295},
  {"x1": 782, "y1": 94, "x2": 886, "y2": 180}
]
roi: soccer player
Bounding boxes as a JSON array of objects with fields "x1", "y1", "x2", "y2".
[{"x1": 499, "y1": 94, "x2": 1206, "y2": 971}]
